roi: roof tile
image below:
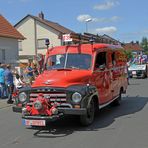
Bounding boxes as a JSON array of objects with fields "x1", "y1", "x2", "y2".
[
  {"x1": 123, "y1": 43, "x2": 143, "y2": 51},
  {"x1": 0, "y1": 15, "x2": 25, "y2": 39},
  {"x1": 31, "y1": 15, "x2": 75, "y2": 33},
  {"x1": 15, "y1": 14, "x2": 75, "y2": 34}
]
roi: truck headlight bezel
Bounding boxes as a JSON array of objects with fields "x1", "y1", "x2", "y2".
[
  {"x1": 18, "y1": 92, "x2": 27, "y2": 103},
  {"x1": 72, "y1": 92, "x2": 82, "y2": 103}
]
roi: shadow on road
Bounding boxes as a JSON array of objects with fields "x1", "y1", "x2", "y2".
[{"x1": 29, "y1": 96, "x2": 148, "y2": 138}]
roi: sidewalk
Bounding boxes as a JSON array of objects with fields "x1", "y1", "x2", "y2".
[{"x1": 0, "y1": 99, "x2": 13, "y2": 109}]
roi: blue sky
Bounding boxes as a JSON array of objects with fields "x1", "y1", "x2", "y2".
[{"x1": 1, "y1": 0, "x2": 148, "y2": 42}]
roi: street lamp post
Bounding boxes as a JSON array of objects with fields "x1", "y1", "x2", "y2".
[{"x1": 85, "y1": 18, "x2": 92, "y2": 33}]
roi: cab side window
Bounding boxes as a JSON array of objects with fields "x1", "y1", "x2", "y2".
[
  {"x1": 95, "y1": 52, "x2": 106, "y2": 69},
  {"x1": 112, "y1": 52, "x2": 116, "y2": 66}
]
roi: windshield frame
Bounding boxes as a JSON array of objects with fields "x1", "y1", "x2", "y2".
[{"x1": 45, "y1": 53, "x2": 92, "y2": 70}]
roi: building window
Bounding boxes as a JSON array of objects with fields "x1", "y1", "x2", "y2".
[
  {"x1": 18, "y1": 41, "x2": 22, "y2": 51},
  {"x1": 0, "y1": 49, "x2": 5, "y2": 63},
  {"x1": 37, "y1": 38, "x2": 47, "y2": 49},
  {"x1": 2, "y1": 49, "x2": 5, "y2": 61}
]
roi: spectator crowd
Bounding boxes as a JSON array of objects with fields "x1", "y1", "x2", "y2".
[{"x1": 0, "y1": 61, "x2": 40, "y2": 104}]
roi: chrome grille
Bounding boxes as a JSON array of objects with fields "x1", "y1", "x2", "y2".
[{"x1": 29, "y1": 92, "x2": 67, "y2": 103}]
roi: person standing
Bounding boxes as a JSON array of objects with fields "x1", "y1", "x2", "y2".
[
  {"x1": 0, "y1": 64, "x2": 5, "y2": 99},
  {"x1": 25, "y1": 62, "x2": 34, "y2": 85},
  {"x1": 32, "y1": 63, "x2": 39, "y2": 77},
  {"x1": 4, "y1": 64, "x2": 14, "y2": 104}
]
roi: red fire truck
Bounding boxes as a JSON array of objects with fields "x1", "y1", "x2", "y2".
[{"x1": 13, "y1": 33, "x2": 128, "y2": 126}]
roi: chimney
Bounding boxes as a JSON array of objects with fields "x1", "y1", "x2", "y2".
[
  {"x1": 131, "y1": 41, "x2": 134, "y2": 45},
  {"x1": 38, "y1": 11, "x2": 44, "y2": 20},
  {"x1": 136, "y1": 41, "x2": 139, "y2": 45}
]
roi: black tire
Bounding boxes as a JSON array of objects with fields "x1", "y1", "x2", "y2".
[
  {"x1": 80, "y1": 99, "x2": 95, "y2": 126},
  {"x1": 145, "y1": 71, "x2": 147, "y2": 78},
  {"x1": 111, "y1": 90, "x2": 122, "y2": 106},
  {"x1": 146, "y1": 65, "x2": 148, "y2": 78},
  {"x1": 144, "y1": 66, "x2": 148, "y2": 78},
  {"x1": 142, "y1": 72, "x2": 146, "y2": 79}
]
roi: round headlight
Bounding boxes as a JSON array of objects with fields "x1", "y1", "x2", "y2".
[
  {"x1": 19, "y1": 92, "x2": 27, "y2": 103},
  {"x1": 72, "y1": 92, "x2": 82, "y2": 103},
  {"x1": 34, "y1": 101, "x2": 42, "y2": 110}
]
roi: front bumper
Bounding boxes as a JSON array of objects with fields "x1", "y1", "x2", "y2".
[
  {"x1": 13, "y1": 105, "x2": 87, "y2": 115},
  {"x1": 22, "y1": 108, "x2": 87, "y2": 123},
  {"x1": 22, "y1": 113, "x2": 64, "y2": 122},
  {"x1": 129, "y1": 70, "x2": 146, "y2": 78}
]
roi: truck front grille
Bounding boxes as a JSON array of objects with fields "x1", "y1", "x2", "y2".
[
  {"x1": 29, "y1": 92, "x2": 72, "y2": 108},
  {"x1": 30, "y1": 92, "x2": 66, "y2": 101}
]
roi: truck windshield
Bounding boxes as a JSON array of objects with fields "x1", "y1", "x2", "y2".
[{"x1": 46, "y1": 53, "x2": 91, "y2": 70}]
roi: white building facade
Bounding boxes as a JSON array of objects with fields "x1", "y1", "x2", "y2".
[
  {"x1": 15, "y1": 12, "x2": 74, "y2": 63},
  {"x1": 0, "y1": 15, "x2": 25, "y2": 66}
]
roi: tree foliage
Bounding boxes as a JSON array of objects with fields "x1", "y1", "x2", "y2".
[
  {"x1": 140, "y1": 37, "x2": 148, "y2": 52},
  {"x1": 123, "y1": 50, "x2": 132, "y2": 61}
]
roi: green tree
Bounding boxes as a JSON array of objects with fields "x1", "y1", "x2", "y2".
[
  {"x1": 123, "y1": 50, "x2": 132, "y2": 61},
  {"x1": 144, "y1": 51, "x2": 148, "y2": 55},
  {"x1": 140, "y1": 37, "x2": 148, "y2": 52}
]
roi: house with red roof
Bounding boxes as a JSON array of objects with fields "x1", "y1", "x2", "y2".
[
  {"x1": 15, "y1": 12, "x2": 75, "y2": 63},
  {"x1": 0, "y1": 14, "x2": 25, "y2": 66},
  {"x1": 123, "y1": 41, "x2": 143, "y2": 54}
]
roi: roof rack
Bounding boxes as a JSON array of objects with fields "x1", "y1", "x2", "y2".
[{"x1": 62, "y1": 33, "x2": 120, "y2": 45}]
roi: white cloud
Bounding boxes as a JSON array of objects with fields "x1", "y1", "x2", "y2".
[
  {"x1": 143, "y1": 30, "x2": 148, "y2": 34},
  {"x1": 118, "y1": 30, "x2": 148, "y2": 42},
  {"x1": 110, "y1": 16, "x2": 120, "y2": 21},
  {"x1": 121, "y1": 30, "x2": 148, "y2": 37},
  {"x1": 93, "y1": 16, "x2": 120, "y2": 23},
  {"x1": 77, "y1": 14, "x2": 120, "y2": 23},
  {"x1": 95, "y1": 26, "x2": 117, "y2": 34},
  {"x1": 94, "y1": 0, "x2": 119, "y2": 10},
  {"x1": 77, "y1": 14, "x2": 92, "y2": 22}
]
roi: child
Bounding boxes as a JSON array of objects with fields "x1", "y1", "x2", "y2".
[{"x1": 14, "y1": 74, "x2": 25, "y2": 89}]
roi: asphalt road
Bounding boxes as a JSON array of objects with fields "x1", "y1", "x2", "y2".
[{"x1": 0, "y1": 78, "x2": 148, "y2": 148}]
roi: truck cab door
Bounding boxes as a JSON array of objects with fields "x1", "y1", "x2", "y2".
[
  {"x1": 110, "y1": 50, "x2": 128, "y2": 97},
  {"x1": 92, "y1": 51, "x2": 112, "y2": 105},
  {"x1": 110, "y1": 51, "x2": 119, "y2": 99}
]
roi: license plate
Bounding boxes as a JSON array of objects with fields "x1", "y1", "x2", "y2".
[
  {"x1": 132, "y1": 71, "x2": 136, "y2": 74},
  {"x1": 23, "y1": 119, "x2": 46, "y2": 126}
]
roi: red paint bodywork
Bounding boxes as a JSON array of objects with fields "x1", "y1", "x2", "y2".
[{"x1": 32, "y1": 43, "x2": 128, "y2": 105}]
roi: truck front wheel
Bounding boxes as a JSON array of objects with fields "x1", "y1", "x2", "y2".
[{"x1": 80, "y1": 99, "x2": 95, "y2": 126}]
